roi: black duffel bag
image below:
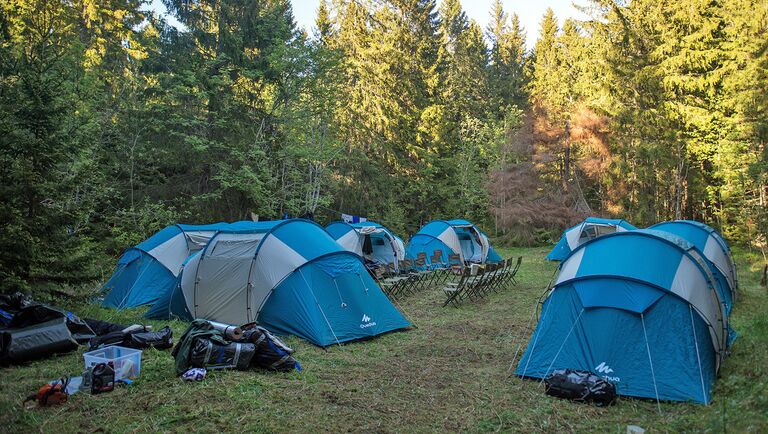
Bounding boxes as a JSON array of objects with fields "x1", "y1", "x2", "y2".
[
  {"x1": 126, "y1": 326, "x2": 173, "y2": 350},
  {"x1": 240, "y1": 326, "x2": 301, "y2": 372},
  {"x1": 189, "y1": 337, "x2": 255, "y2": 370},
  {"x1": 88, "y1": 326, "x2": 173, "y2": 351},
  {"x1": 543, "y1": 369, "x2": 617, "y2": 406}
]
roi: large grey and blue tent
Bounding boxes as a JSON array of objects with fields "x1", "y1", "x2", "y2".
[
  {"x1": 405, "y1": 219, "x2": 502, "y2": 267},
  {"x1": 546, "y1": 217, "x2": 637, "y2": 261},
  {"x1": 325, "y1": 221, "x2": 406, "y2": 271},
  {"x1": 650, "y1": 220, "x2": 738, "y2": 314},
  {"x1": 516, "y1": 230, "x2": 730, "y2": 404},
  {"x1": 146, "y1": 219, "x2": 411, "y2": 346},
  {"x1": 103, "y1": 221, "x2": 269, "y2": 309}
]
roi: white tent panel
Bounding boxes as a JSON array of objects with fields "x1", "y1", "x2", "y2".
[
  {"x1": 192, "y1": 233, "x2": 266, "y2": 324},
  {"x1": 184, "y1": 230, "x2": 218, "y2": 252},
  {"x1": 148, "y1": 232, "x2": 194, "y2": 276},
  {"x1": 555, "y1": 248, "x2": 584, "y2": 284},
  {"x1": 437, "y1": 227, "x2": 463, "y2": 261},
  {"x1": 703, "y1": 235, "x2": 736, "y2": 291},
  {"x1": 336, "y1": 230, "x2": 363, "y2": 256},
  {"x1": 250, "y1": 235, "x2": 307, "y2": 312},
  {"x1": 180, "y1": 251, "x2": 202, "y2": 316},
  {"x1": 670, "y1": 255, "x2": 726, "y2": 358}
]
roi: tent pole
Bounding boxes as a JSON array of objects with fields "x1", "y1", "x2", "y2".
[
  {"x1": 299, "y1": 268, "x2": 342, "y2": 347},
  {"x1": 641, "y1": 313, "x2": 663, "y2": 414},
  {"x1": 690, "y1": 305, "x2": 709, "y2": 404},
  {"x1": 539, "y1": 308, "x2": 584, "y2": 385}
]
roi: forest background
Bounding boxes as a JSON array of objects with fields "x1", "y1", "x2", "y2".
[{"x1": 1, "y1": 0, "x2": 765, "y2": 292}]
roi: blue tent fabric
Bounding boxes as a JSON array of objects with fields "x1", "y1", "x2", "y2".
[
  {"x1": 517, "y1": 229, "x2": 729, "y2": 404},
  {"x1": 259, "y1": 257, "x2": 410, "y2": 346},
  {"x1": 102, "y1": 250, "x2": 177, "y2": 309},
  {"x1": 517, "y1": 285, "x2": 715, "y2": 403},
  {"x1": 546, "y1": 217, "x2": 637, "y2": 261},
  {"x1": 145, "y1": 219, "x2": 410, "y2": 347},
  {"x1": 406, "y1": 219, "x2": 501, "y2": 267}
]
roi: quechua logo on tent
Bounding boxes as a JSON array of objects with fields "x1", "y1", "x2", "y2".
[
  {"x1": 595, "y1": 362, "x2": 620, "y2": 382},
  {"x1": 360, "y1": 314, "x2": 377, "y2": 329}
]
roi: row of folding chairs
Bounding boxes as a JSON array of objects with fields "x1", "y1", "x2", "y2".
[
  {"x1": 442, "y1": 256, "x2": 522, "y2": 307},
  {"x1": 376, "y1": 252, "x2": 452, "y2": 300}
]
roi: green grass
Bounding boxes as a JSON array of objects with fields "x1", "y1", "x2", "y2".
[{"x1": 1, "y1": 246, "x2": 766, "y2": 433}]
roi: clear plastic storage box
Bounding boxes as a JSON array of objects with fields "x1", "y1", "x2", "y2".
[{"x1": 83, "y1": 346, "x2": 142, "y2": 380}]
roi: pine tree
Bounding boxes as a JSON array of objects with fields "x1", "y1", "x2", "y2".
[{"x1": 487, "y1": 1, "x2": 528, "y2": 115}]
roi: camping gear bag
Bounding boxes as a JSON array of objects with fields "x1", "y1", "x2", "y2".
[
  {"x1": 189, "y1": 338, "x2": 255, "y2": 370},
  {"x1": 240, "y1": 326, "x2": 301, "y2": 372},
  {"x1": 543, "y1": 369, "x2": 617, "y2": 406},
  {"x1": 1, "y1": 317, "x2": 80, "y2": 364},
  {"x1": 88, "y1": 325, "x2": 173, "y2": 351},
  {"x1": 126, "y1": 326, "x2": 173, "y2": 350}
]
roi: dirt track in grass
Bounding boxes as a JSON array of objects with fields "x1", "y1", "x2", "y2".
[{"x1": 1, "y1": 246, "x2": 766, "y2": 433}]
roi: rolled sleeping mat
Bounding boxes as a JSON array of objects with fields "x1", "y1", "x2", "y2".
[{"x1": 207, "y1": 321, "x2": 243, "y2": 340}]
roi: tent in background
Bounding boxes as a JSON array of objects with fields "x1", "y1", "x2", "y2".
[
  {"x1": 406, "y1": 219, "x2": 502, "y2": 267},
  {"x1": 102, "y1": 221, "x2": 272, "y2": 309},
  {"x1": 546, "y1": 217, "x2": 637, "y2": 261},
  {"x1": 325, "y1": 221, "x2": 405, "y2": 271},
  {"x1": 146, "y1": 219, "x2": 411, "y2": 347},
  {"x1": 650, "y1": 220, "x2": 738, "y2": 313},
  {"x1": 516, "y1": 230, "x2": 730, "y2": 404}
]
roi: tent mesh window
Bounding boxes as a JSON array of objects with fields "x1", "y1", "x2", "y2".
[{"x1": 579, "y1": 224, "x2": 618, "y2": 242}]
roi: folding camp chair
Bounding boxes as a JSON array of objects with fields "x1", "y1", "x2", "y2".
[
  {"x1": 509, "y1": 256, "x2": 522, "y2": 285},
  {"x1": 385, "y1": 262, "x2": 397, "y2": 277},
  {"x1": 411, "y1": 253, "x2": 433, "y2": 292},
  {"x1": 463, "y1": 267, "x2": 490, "y2": 301},
  {"x1": 475, "y1": 264, "x2": 498, "y2": 297},
  {"x1": 443, "y1": 267, "x2": 471, "y2": 307},
  {"x1": 430, "y1": 249, "x2": 443, "y2": 269}
]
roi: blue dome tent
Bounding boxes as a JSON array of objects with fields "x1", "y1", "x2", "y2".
[
  {"x1": 146, "y1": 219, "x2": 411, "y2": 347},
  {"x1": 515, "y1": 230, "x2": 730, "y2": 404},
  {"x1": 546, "y1": 217, "x2": 637, "y2": 261},
  {"x1": 326, "y1": 221, "x2": 406, "y2": 272},
  {"x1": 102, "y1": 221, "x2": 272, "y2": 309},
  {"x1": 650, "y1": 220, "x2": 738, "y2": 313},
  {"x1": 406, "y1": 219, "x2": 502, "y2": 267}
]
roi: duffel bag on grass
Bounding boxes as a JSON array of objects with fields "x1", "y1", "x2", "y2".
[
  {"x1": 189, "y1": 338, "x2": 255, "y2": 370},
  {"x1": 543, "y1": 369, "x2": 617, "y2": 406},
  {"x1": 240, "y1": 325, "x2": 301, "y2": 372}
]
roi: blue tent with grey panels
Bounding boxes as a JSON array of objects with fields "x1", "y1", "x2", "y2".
[
  {"x1": 406, "y1": 219, "x2": 502, "y2": 266},
  {"x1": 325, "y1": 221, "x2": 406, "y2": 272},
  {"x1": 146, "y1": 219, "x2": 411, "y2": 346},
  {"x1": 103, "y1": 221, "x2": 270, "y2": 309},
  {"x1": 546, "y1": 217, "x2": 637, "y2": 261},
  {"x1": 516, "y1": 229, "x2": 731, "y2": 404},
  {"x1": 650, "y1": 220, "x2": 738, "y2": 315}
]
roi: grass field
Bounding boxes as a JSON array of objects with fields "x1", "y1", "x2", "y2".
[{"x1": 1, "y1": 246, "x2": 766, "y2": 433}]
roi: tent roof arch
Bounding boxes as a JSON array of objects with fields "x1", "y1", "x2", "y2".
[
  {"x1": 649, "y1": 220, "x2": 738, "y2": 293},
  {"x1": 555, "y1": 229, "x2": 728, "y2": 364}
]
